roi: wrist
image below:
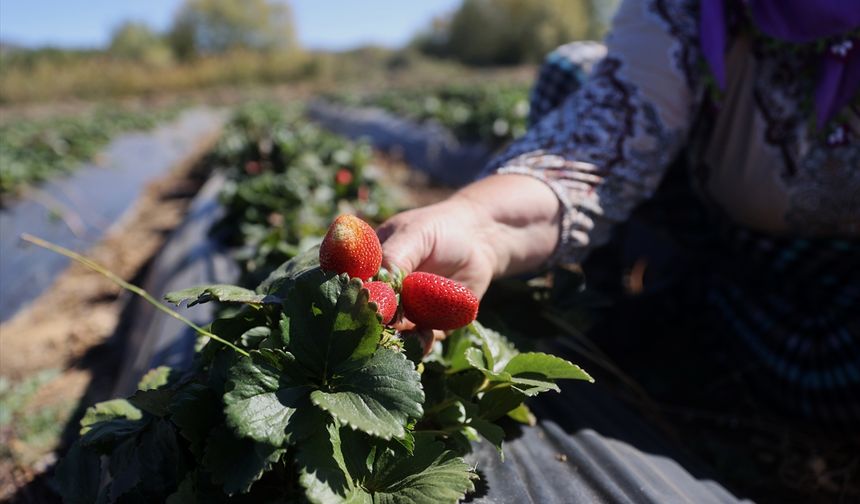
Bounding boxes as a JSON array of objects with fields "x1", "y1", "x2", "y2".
[{"x1": 449, "y1": 174, "x2": 561, "y2": 278}]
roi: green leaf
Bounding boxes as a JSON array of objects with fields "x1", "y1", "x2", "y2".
[
  {"x1": 506, "y1": 403, "x2": 536, "y2": 425},
  {"x1": 79, "y1": 399, "x2": 146, "y2": 450},
  {"x1": 105, "y1": 419, "x2": 182, "y2": 501},
  {"x1": 304, "y1": 428, "x2": 475, "y2": 504},
  {"x1": 202, "y1": 424, "x2": 285, "y2": 496},
  {"x1": 130, "y1": 381, "x2": 176, "y2": 417},
  {"x1": 285, "y1": 270, "x2": 382, "y2": 380},
  {"x1": 435, "y1": 402, "x2": 467, "y2": 426},
  {"x1": 106, "y1": 437, "x2": 141, "y2": 501},
  {"x1": 80, "y1": 398, "x2": 143, "y2": 431},
  {"x1": 473, "y1": 322, "x2": 519, "y2": 372},
  {"x1": 394, "y1": 428, "x2": 416, "y2": 456},
  {"x1": 278, "y1": 312, "x2": 291, "y2": 347},
  {"x1": 465, "y1": 352, "x2": 594, "y2": 397},
  {"x1": 463, "y1": 348, "x2": 490, "y2": 374},
  {"x1": 52, "y1": 442, "x2": 102, "y2": 504},
  {"x1": 137, "y1": 366, "x2": 173, "y2": 390},
  {"x1": 135, "y1": 419, "x2": 184, "y2": 498},
  {"x1": 503, "y1": 352, "x2": 594, "y2": 382},
  {"x1": 311, "y1": 349, "x2": 423, "y2": 440},
  {"x1": 446, "y1": 369, "x2": 485, "y2": 400},
  {"x1": 475, "y1": 326, "x2": 496, "y2": 372},
  {"x1": 223, "y1": 349, "x2": 313, "y2": 446},
  {"x1": 469, "y1": 417, "x2": 504, "y2": 458},
  {"x1": 401, "y1": 331, "x2": 426, "y2": 366},
  {"x1": 441, "y1": 322, "x2": 518, "y2": 375},
  {"x1": 438, "y1": 328, "x2": 480, "y2": 373},
  {"x1": 208, "y1": 309, "x2": 270, "y2": 348},
  {"x1": 477, "y1": 386, "x2": 528, "y2": 422},
  {"x1": 166, "y1": 473, "x2": 197, "y2": 504},
  {"x1": 240, "y1": 326, "x2": 272, "y2": 348},
  {"x1": 206, "y1": 344, "x2": 240, "y2": 393},
  {"x1": 418, "y1": 363, "x2": 448, "y2": 407},
  {"x1": 297, "y1": 422, "x2": 357, "y2": 504},
  {"x1": 168, "y1": 383, "x2": 220, "y2": 457},
  {"x1": 258, "y1": 245, "x2": 321, "y2": 297},
  {"x1": 129, "y1": 390, "x2": 172, "y2": 417},
  {"x1": 363, "y1": 435, "x2": 476, "y2": 503},
  {"x1": 510, "y1": 377, "x2": 559, "y2": 396},
  {"x1": 463, "y1": 347, "x2": 511, "y2": 382},
  {"x1": 165, "y1": 284, "x2": 279, "y2": 307}
]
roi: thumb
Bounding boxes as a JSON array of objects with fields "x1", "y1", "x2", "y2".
[{"x1": 376, "y1": 217, "x2": 432, "y2": 277}]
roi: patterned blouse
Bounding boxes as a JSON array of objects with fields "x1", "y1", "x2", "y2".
[{"x1": 487, "y1": 0, "x2": 860, "y2": 423}]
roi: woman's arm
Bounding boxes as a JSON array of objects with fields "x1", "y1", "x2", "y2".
[{"x1": 380, "y1": 0, "x2": 703, "y2": 297}]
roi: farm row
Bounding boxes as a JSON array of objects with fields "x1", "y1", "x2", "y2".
[
  {"x1": 0, "y1": 84, "x2": 531, "y2": 200},
  {"x1": 0, "y1": 105, "x2": 184, "y2": 197}
]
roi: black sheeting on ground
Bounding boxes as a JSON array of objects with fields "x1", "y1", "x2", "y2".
[
  {"x1": 466, "y1": 362, "x2": 749, "y2": 503},
  {"x1": 0, "y1": 108, "x2": 227, "y2": 322},
  {"x1": 111, "y1": 173, "x2": 238, "y2": 397},
  {"x1": 306, "y1": 100, "x2": 495, "y2": 187}
]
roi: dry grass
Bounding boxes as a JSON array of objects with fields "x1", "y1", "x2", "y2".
[
  {"x1": 0, "y1": 47, "x2": 535, "y2": 106},
  {"x1": 0, "y1": 50, "x2": 314, "y2": 104}
]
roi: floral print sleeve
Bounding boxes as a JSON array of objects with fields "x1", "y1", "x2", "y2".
[{"x1": 485, "y1": 0, "x2": 702, "y2": 266}]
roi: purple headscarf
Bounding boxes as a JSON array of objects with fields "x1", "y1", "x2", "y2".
[{"x1": 700, "y1": 0, "x2": 860, "y2": 126}]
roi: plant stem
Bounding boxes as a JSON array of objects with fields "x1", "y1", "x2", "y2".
[{"x1": 20, "y1": 233, "x2": 250, "y2": 357}]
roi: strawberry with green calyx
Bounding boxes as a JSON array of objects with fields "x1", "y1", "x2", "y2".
[
  {"x1": 374, "y1": 265, "x2": 406, "y2": 292},
  {"x1": 319, "y1": 214, "x2": 382, "y2": 280},
  {"x1": 400, "y1": 272, "x2": 479, "y2": 331},
  {"x1": 364, "y1": 281, "x2": 397, "y2": 324}
]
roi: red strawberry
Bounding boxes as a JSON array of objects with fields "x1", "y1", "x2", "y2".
[
  {"x1": 401, "y1": 272, "x2": 479, "y2": 330},
  {"x1": 244, "y1": 160, "x2": 261, "y2": 175},
  {"x1": 357, "y1": 185, "x2": 370, "y2": 202},
  {"x1": 364, "y1": 281, "x2": 397, "y2": 324},
  {"x1": 319, "y1": 214, "x2": 382, "y2": 280},
  {"x1": 335, "y1": 168, "x2": 353, "y2": 186}
]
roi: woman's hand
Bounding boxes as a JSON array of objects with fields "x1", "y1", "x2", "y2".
[
  {"x1": 378, "y1": 196, "x2": 498, "y2": 298},
  {"x1": 377, "y1": 174, "x2": 562, "y2": 300}
]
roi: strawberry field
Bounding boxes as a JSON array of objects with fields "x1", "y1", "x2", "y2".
[
  {"x1": 0, "y1": 105, "x2": 183, "y2": 197},
  {"x1": 4, "y1": 0, "x2": 859, "y2": 499},
  {"x1": 2, "y1": 90, "x2": 856, "y2": 504},
  {"x1": 22, "y1": 101, "x2": 592, "y2": 503}
]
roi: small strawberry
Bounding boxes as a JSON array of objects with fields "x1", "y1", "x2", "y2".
[
  {"x1": 364, "y1": 281, "x2": 397, "y2": 324},
  {"x1": 244, "y1": 160, "x2": 261, "y2": 175},
  {"x1": 319, "y1": 214, "x2": 382, "y2": 280},
  {"x1": 357, "y1": 185, "x2": 370, "y2": 202},
  {"x1": 335, "y1": 168, "x2": 353, "y2": 186},
  {"x1": 400, "y1": 272, "x2": 479, "y2": 330}
]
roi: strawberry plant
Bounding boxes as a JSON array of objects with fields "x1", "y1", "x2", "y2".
[
  {"x1": 326, "y1": 84, "x2": 530, "y2": 148},
  {"x1": 209, "y1": 103, "x2": 398, "y2": 285},
  {"x1": 53, "y1": 216, "x2": 592, "y2": 502}
]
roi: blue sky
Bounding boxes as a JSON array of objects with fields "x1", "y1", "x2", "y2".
[{"x1": 0, "y1": 0, "x2": 461, "y2": 50}]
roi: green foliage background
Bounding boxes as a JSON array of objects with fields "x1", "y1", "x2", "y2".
[{"x1": 413, "y1": 0, "x2": 615, "y2": 65}]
